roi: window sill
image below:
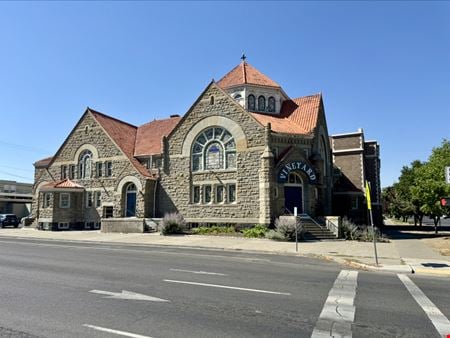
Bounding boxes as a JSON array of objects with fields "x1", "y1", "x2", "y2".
[
  {"x1": 189, "y1": 203, "x2": 238, "y2": 207},
  {"x1": 192, "y1": 169, "x2": 237, "y2": 175}
]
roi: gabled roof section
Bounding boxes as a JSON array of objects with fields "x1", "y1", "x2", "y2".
[
  {"x1": 34, "y1": 156, "x2": 54, "y2": 168},
  {"x1": 135, "y1": 115, "x2": 182, "y2": 156},
  {"x1": 250, "y1": 93, "x2": 322, "y2": 135},
  {"x1": 88, "y1": 108, "x2": 152, "y2": 178},
  {"x1": 41, "y1": 178, "x2": 84, "y2": 190},
  {"x1": 217, "y1": 61, "x2": 281, "y2": 89}
]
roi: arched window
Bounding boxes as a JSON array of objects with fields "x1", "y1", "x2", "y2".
[
  {"x1": 268, "y1": 96, "x2": 275, "y2": 112},
  {"x1": 247, "y1": 95, "x2": 255, "y2": 111},
  {"x1": 258, "y1": 96, "x2": 266, "y2": 111},
  {"x1": 192, "y1": 127, "x2": 236, "y2": 172},
  {"x1": 320, "y1": 136, "x2": 328, "y2": 178},
  {"x1": 288, "y1": 172, "x2": 303, "y2": 184},
  {"x1": 78, "y1": 150, "x2": 92, "y2": 179},
  {"x1": 125, "y1": 183, "x2": 137, "y2": 217}
]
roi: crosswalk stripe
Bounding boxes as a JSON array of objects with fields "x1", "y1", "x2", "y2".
[
  {"x1": 311, "y1": 270, "x2": 358, "y2": 337},
  {"x1": 398, "y1": 274, "x2": 450, "y2": 337}
]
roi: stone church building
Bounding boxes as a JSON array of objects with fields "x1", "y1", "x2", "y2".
[{"x1": 33, "y1": 60, "x2": 381, "y2": 231}]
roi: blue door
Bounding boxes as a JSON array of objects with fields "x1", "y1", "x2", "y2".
[
  {"x1": 125, "y1": 183, "x2": 137, "y2": 217},
  {"x1": 284, "y1": 186, "x2": 303, "y2": 214}
]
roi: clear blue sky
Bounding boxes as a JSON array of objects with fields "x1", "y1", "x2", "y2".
[{"x1": 0, "y1": 1, "x2": 449, "y2": 187}]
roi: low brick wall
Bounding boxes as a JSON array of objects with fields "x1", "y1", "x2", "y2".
[{"x1": 101, "y1": 218, "x2": 144, "y2": 233}]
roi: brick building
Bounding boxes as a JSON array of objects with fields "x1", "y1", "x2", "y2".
[
  {"x1": 32, "y1": 60, "x2": 381, "y2": 231},
  {"x1": 331, "y1": 130, "x2": 382, "y2": 225}
]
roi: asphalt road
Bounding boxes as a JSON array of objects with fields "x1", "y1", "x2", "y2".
[{"x1": 0, "y1": 237, "x2": 449, "y2": 338}]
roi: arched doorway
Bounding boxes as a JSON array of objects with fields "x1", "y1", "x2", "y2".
[
  {"x1": 284, "y1": 172, "x2": 304, "y2": 214},
  {"x1": 124, "y1": 183, "x2": 137, "y2": 217}
]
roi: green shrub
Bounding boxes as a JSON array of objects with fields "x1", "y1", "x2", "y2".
[
  {"x1": 191, "y1": 226, "x2": 236, "y2": 235},
  {"x1": 359, "y1": 226, "x2": 389, "y2": 243},
  {"x1": 265, "y1": 217, "x2": 304, "y2": 241},
  {"x1": 265, "y1": 229, "x2": 286, "y2": 241},
  {"x1": 160, "y1": 212, "x2": 186, "y2": 235},
  {"x1": 339, "y1": 218, "x2": 360, "y2": 240},
  {"x1": 242, "y1": 224, "x2": 268, "y2": 238}
]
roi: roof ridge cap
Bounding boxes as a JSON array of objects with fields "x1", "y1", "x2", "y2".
[
  {"x1": 138, "y1": 115, "x2": 181, "y2": 128},
  {"x1": 89, "y1": 108, "x2": 137, "y2": 129},
  {"x1": 242, "y1": 61, "x2": 247, "y2": 84}
]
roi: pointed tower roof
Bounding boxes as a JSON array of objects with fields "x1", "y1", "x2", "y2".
[{"x1": 217, "y1": 60, "x2": 281, "y2": 89}]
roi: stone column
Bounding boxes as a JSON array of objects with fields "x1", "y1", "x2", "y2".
[{"x1": 259, "y1": 124, "x2": 273, "y2": 225}]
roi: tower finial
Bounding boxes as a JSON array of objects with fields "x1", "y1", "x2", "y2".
[{"x1": 241, "y1": 53, "x2": 247, "y2": 63}]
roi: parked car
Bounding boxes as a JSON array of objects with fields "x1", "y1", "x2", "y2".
[{"x1": 0, "y1": 214, "x2": 20, "y2": 228}]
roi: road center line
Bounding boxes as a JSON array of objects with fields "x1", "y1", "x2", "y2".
[
  {"x1": 398, "y1": 274, "x2": 450, "y2": 337},
  {"x1": 311, "y1": 269, "x2": 358, "y2": 338},
  {"x1": 83, "y1": 324, "x2": 153, "y2": 338},
  {"x1": 163, "y1": 279, "x2": 291, "y2": 295},
  {"x1": 170, "y1": 268, "x2": 228, "y2": 276}
]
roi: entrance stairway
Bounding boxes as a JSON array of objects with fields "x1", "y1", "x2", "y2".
[{"x1": 299, "y1": 215, "x2": 338, "y2": 241}]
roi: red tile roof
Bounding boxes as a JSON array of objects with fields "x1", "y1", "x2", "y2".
[
  {"x1": 250, "y1": 94, "x2": 322, "y2": 135},
  {"x1": 34, "y1": 156, "x2": 54, "y2": 168},
  {"x1": 41, "y1": 179, "x2": 84, "y2": 190},
  {"x1": 135, "y1": 116, "x2": 182, "y2": 156},
  {"x1": 217, "y1": 62, "x2": 280, "y2": 89},
  {"x1": 89, "y1": 109, "x2": 152, "y2": 178}
]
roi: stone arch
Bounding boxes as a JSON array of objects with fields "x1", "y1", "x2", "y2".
[
  {"x1": 182, "y1": 116, "x2": 247, "y2": 156},
  {"x1": 74, "y1": 144, "x2": 99, "y2": 162},
  {"x1": 116, "y1": 176, "x2": 143, "y2": 193}
]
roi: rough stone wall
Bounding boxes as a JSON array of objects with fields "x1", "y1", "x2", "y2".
[
  {"x1": 51, "y1": 192, "x2": 85, "y2": 223},
  {"x1": 33, "y1": 112, "x2": 152, "y2": 225},
  {"x1": 158, "y1": 84, "x2": 266, "y2": 223}
]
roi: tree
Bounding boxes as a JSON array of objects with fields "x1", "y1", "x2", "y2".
[{"x1": 411, "y1": 139, "x2": 450, "y2": 233}]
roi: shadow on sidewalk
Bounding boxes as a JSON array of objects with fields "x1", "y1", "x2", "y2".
[{"x1": 382, "y1": 225, "x2": 450, "y2": 240}]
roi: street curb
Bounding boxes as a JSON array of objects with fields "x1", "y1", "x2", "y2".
[
  {"x1": 0, "y1": 234, "x2": 317, "y2": 259},
  {"x1": 340, "y1": 259, "x2": 450, "y2": 277}
]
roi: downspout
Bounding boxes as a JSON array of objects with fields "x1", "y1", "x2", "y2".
[{"x1": 153, "y1": 176, "x2": 158, "y2": 218}]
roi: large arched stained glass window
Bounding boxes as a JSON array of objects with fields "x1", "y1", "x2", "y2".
[{"x1": 192, "y1": 127, "x2": 236, "y2": 172}]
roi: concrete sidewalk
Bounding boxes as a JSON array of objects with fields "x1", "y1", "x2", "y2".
[{"x1": 0, "y1": 227, "x2": 449, "y2": 277}]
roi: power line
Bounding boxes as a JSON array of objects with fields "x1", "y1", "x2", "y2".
[
  {"x1": 0, "y1": 139, "x2": 51, "y2": 154},
  {"x1": 0, "y1": 165, "x2": 34, "y2": 173},
  {"x1": 0, "y1": 169, "x2": 33, "y2": 181}
]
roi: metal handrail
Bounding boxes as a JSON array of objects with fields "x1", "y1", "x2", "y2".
[{"x1": 326, "y1": 219, "x2": 339, "y2": 237}]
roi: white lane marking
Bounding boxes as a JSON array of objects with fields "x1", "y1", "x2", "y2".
[
  {"x1": 398, "y1": 274, "x2": 450, "y2": 337},
  {"x1": 0, "y1": 239, "x2": 271, "y2": 263},
  {"x1": 311, "y1": 270, "x2": 358, "y2": 338},
  {"x1": 83, "y1": 324, "x2": 153, "y2": 338},
  {"x1": 163, "y1": 279, "x2": 291, "y2": 295},
  {"x1": 89, "y1": 289, "x2": 169, "y2": 302},
  {"x1": 170, "y1": 268, "x2": 228, "y2": 276}
]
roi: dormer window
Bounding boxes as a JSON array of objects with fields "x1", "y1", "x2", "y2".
[
  {"x1": 248, "y1": 94, "x2": 255, "y2": 111},
  {"x1": 258, "y1": 96, "x2": 266, "y2": 111},
  {"x1": 268, "y1": 96, "x2": 275, "y2": 112}
]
